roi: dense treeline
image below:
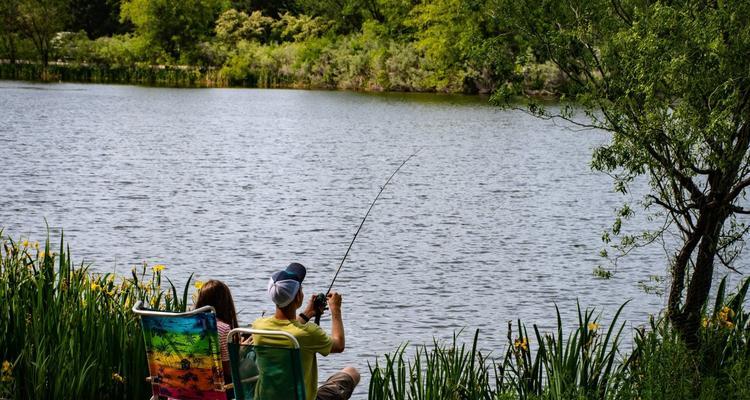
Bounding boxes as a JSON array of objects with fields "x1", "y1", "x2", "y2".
[{"x1": 0, "y1": 0, "x2": 564, "y2": 92}]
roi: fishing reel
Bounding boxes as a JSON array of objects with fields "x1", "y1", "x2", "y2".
[{"x1": 313, "y1": 292, "x2": 328, "y2": 324}]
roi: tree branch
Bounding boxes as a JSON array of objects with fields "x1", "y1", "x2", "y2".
[
  {"x1": 644, "y1": 142, "x2": 705, "y2": 202},
  {"x1": 610, "y1": 0, "x2": 632, "y2": 25}
]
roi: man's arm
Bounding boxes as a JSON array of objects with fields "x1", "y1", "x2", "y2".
[{"x1": 328, "y1": 292, "x2": 345, "y2": 353}]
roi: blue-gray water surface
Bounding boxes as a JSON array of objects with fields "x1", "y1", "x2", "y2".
[{"x1": 2, "y1": 81, "x2": 673, "y2": 397}]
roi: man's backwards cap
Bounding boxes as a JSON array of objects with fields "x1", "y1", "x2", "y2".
[{"x1": 267, "y1": 262, "x2": 307, "y2": 307}]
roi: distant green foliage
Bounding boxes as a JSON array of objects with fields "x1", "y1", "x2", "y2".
[
  {"x1": 120, "y1": 0, "x2": 228, "y2": 63},
  {"x1": 67, "y1": 0, "x2": 126, "y2": 38},
  {"x1": 1, "y1": 0, "x2": 541, "y2": 93},
  {"x1": 16, "y1": 0, "x2": 70, "y2": 66}
]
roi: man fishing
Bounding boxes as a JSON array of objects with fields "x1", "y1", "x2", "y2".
[{"x1": 252, "y1": 262, "x2": 360, "y2": 400}]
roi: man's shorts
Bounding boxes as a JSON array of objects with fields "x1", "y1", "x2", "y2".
[{"x1": 316, "y1": 371, "x2": 356, "y2": 400}]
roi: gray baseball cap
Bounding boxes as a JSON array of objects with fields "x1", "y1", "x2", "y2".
[{"x1": 267, "y1": 263, "x2": 307, "y2": 307}]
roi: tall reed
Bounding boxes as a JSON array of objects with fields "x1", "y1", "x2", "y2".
[
  {"x1": 369, "y1": 302, "x2": 628, "y2": 400},
  {"x1": 0, "y1": 231, "x2": 192, "y2": 399},
  {"x1": 368, "y1": 330, "x2": 496, "y2": 400},
  {"x1": 370, "y1": 283, "x2": 749, "y2": 400}
]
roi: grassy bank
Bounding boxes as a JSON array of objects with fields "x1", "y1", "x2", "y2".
[
  {"x1": 3, "y1": 231, "x2": 747, "y2": 399},
  {"x1": 0, "y1": 59, "x2": 563, "y2": 94},
  {"x1": 0, "y1": 62, "x2": 226, "y2": 88}
]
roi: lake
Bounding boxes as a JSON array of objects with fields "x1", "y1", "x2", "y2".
[{"x1": 1, "y1": 81, "x2": 667, "y2": 398}]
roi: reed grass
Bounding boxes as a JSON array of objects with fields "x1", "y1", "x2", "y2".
[
  {"x1": 0, "y1": 230, "x2": 192, "y2": 400},
  {"x1": 0, "y1": 63, "x2": 227, "y2": 87},
  {"x1": 369, "y1": 286, "x2": 749, "y2": 400},
  {"x1": 368, "y1": 330, "x2": 496, "y2": 400}
]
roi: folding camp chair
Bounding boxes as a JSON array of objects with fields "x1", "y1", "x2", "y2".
[
  {"x1": 227, "y1": 328, "x2": 306, "y2": 400},
  {"x1": 132, "y1": 301, "x2": 233, "y2": 400}
]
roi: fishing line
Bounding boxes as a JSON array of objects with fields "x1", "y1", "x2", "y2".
[{"x1": 314, "y1": 148, "x2": 422, "y2": 323}]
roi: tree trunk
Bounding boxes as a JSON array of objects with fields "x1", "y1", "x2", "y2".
[{"x1": 669, "y1": 206, "x2": 727, "y2": 349}]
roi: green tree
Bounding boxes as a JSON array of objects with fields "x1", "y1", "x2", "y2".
[
  {"x1": 67, "y1": 0, "x2": 127, "y2": 38},
  {"x1": 495, "y1": 0, "x2": 750, "y2": 348},
  {"x1": 407, "y1": 0, "x2": 513, "y2": 92},
  {"x1": 120, "y1": 0, "x2": 228, "y2": 61},
  {"x1": 0, "y1": 0, "x2": 21, "y2": 64},
  {"x1": 17, "y1": 0, "x2": 69, "y2": 66},
  {"x1": 296, "y1": 0, "x2": 367, "y2": 33},
  {"x1": 215, "y1": 9, "x2": 273, "y2": 44},
  {"x1": 230, "y1": 0, "x2": 298, "y2": 16}
]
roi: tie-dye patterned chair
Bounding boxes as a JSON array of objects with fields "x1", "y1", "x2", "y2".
[
  {"x1": 227, "y1": 328, "x2": 306, "y2": 400},
  {"x1": 133, "y1": 301, "x2": 232, "y2": 400}
]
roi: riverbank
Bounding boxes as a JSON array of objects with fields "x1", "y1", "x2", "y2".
[
  {"x1": 0, "y1": 60, "x2": 565, "y2": 94},
  {"x1": 1, "y1": 232, "x2": 748, "y2": 399}
]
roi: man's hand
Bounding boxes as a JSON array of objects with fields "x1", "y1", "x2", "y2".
[
  {"x1": 303, "y1": 296, "x2": 317, "y2": 319},
  {"x1": 327, "y1": 292, "x2": 342, "y2": 314},
  {"x1": 327, "y1": 291, "x2": 345, "y2": 353}
]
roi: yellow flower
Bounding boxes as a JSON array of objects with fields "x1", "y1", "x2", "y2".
[
  {"x1": 112, "y1": 372, "x2": 125, "y2": 383},
  {"x1": 152, "y1": 264, "x2": 166, "y2": 273},
  {"x1": 514, "y1": 337, "x2": 528, "y2": 351},
  {"x1": 21, "y1": 240, "x2": 29, "y2": 248},
  {"x1": 702, "y1": 318, "x2": 710, "y2": 328},
  {"x1": 150, "y1": 297, "x2": 158, "y2": 307},
  {"x1": 195, "y1": 281, "x2": 204, "y2": 290},
  {"x1": 725, "y1": 321, "x2": 735, "y2": 330},
  {"x1": 2, "y1": 361, "x2": 11, "y2": 373},
  {"x1": 588, "y1": 322, "x2": 600, "y2": 331},
  {"x1": 33, "y1": 241, "x2": 39, "y2": 250},
  {"x1": 721, "y1": 306, "x2": 736, "y2": 319},
  {"x1": 90, "y1": 282, "x2": 101, "y2": 292}
]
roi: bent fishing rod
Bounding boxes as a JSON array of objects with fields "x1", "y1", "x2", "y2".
[{"x1": 313, "y1": 149, "x2": 421, "y2": 324}]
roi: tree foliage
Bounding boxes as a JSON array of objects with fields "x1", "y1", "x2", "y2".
[
  {"x1": 495, "y1": 0, "x2": 750, "y2": 347},
  {"x1": 0, "y1": 0, "x2": 22, "y2": 64},
  {"x1": 67, "y1": 0, "x2": 126, "y2": 38},
  {"x1": 17, "y1": 0, "x2": 69, "y2": 66},
  {"x1": 120, "y1": 0, "x2": 228, "y2": 61}
]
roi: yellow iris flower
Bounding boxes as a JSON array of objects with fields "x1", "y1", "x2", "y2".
[{"x1": 514, "y1": 338, "x2": 529, "y2": 351}]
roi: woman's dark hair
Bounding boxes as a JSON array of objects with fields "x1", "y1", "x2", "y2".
[{"x1": 195, "y1": 280, "x2": 239, "y2": 329}]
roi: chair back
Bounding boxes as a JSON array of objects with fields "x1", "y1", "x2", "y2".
[
  {"x1": 228, "y1": 328, "x2": 306, "y2": 400},
  {"x1": 133, "y1": 301, "x2": 227, "y2": 400}
]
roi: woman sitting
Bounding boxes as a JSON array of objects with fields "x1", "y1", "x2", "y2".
[{"x1": 195, "y1": 279, "x2": 239, "y2": 387}]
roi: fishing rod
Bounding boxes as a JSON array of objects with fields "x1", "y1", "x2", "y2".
[{"x1": 313, "y1": 149, "x2": 421, "y2": 324}]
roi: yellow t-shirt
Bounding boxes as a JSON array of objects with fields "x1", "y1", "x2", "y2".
[{"x1": 251, "y1": 316, "x2": 333, "y2": 400}]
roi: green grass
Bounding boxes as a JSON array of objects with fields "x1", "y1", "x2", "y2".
[{"x1": 0, "y1": 230, "x2": 193, "y2": 399}]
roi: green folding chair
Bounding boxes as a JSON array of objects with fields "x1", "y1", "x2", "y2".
[
  {"x1": 132, "y1": 301, "x2": 233, "y2": 400},
  {"x1": 227, "y1": 328, "x2": 306, "y2": 400}
]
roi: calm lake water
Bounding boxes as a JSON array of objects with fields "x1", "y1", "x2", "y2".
[{"x1": 1, "y1": 81, "x2": 669, "y2": 397}]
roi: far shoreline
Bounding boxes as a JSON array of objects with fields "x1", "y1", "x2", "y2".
[{"x1": 0, "y1": 61, "x2": 563, "y2": 100}]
